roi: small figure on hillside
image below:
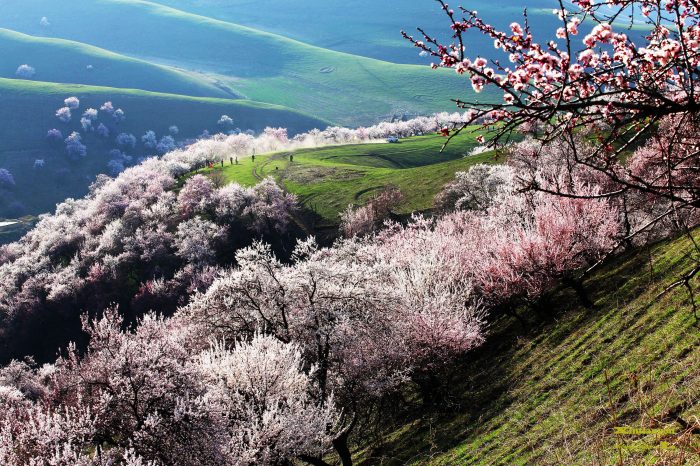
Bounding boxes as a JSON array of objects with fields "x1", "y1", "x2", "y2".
[
  {"x1": 252, "y1": 154, "x2": 256, "y2": 162},
  {"x1": 221, "y1": 160, "x2": 224, "y2": 167},
  {"x1": 230, "y1": 157, "x2": 233, "y2": 165},
  {"x1": 235, "y1": 158, "x2": 239, "y2": 165},
  {"x1": 290, "y1": 154, "x2": 294, "y2": 162},
  {"x1": 275, "y1": 166, "x2": 279, "y2": 170}
]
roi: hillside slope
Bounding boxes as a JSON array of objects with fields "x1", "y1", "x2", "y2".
[
  {"x1": 151, "y1": 0, "x2": 559, "y2": 64},
  {"x1": 0, "y1": 28, "x2": 235, "y2": 98},
  {"x1": 0, "y1": 78, "x2": 326, "y2": 216},
  {"x1": 358, "y1": 232, "x2": 700, "y2": 464},
  {"x1": 0, "y1": 0, "x2": 494, "y2": 125},
  {"x1": 196, "y1": 133, "x2": 499, "y2": 226}
]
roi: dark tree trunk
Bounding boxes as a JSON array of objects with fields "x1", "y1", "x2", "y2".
[
  {"x1": 621, "y1": 195, "x2": 634, "y2": 250},
  {"x1": 531, "y1": 291, "x2": 554, "y2": 319},
  {"x1": 503, "y1": 304, "x2": 528, "y2": 332},
  {"x1": 417, "y1": 371, "x2": 447, "y2": 408},
  {"x1": 333, "y1": 430, "x2": 354, "y2": 466},
  {"x1": 563, "y1": 276, "x2": 594, "y2": 309}
]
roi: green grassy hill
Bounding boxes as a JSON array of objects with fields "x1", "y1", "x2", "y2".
[
  {"x1": 197, "y1": 132, "x2": 498, "y2": 226},
  {"x1": 0, "y1": 78, "x2": 326, "y2": 215},
  {"x1": 0, "y1": 0, "x2": 495, "y2": 125},
  {"x1": 355, "y1": 232, "x2": 700, "y2": 465},
  {"x1": 153, "y1": 0, "x2": 559, "y2": 65},
  {"x1": 0, "y1": 28, "x2": 235, "y2": 98}
]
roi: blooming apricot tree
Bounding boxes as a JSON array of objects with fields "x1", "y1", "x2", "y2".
[{"x1": 404, "y1": 0, "x2": 700, "y2": 221}]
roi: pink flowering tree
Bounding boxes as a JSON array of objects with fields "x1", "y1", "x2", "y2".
[
  {"x1": 340, "y1": 187, "x2": 404, "y2": 237},
  {"x1": 177, "y1": 174, "x2": 216, "y2": 217},
  {"x1": 404, "y1": 0, "x2": 700, "y2": 231},
  {"x1": 198, "y1": 335, "x2": 339, "y2": 465},
  {"x1": 0, "y1": 310, "x2": 339, "y2": 465},
  {"x1": 55, "y1": 106, "x2": 71, "y2": 123}
]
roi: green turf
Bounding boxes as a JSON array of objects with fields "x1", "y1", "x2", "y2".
[
  {"x1": 354, "y1": 232, "x2": 700, "y2": 465},
  {"x1": 198, "y1": 131, "x2": 499, "y2": 225},
  {"x1": 0, "y1": 28, "x2": 234, "y2": 98},
  {"x1": 152, "y1": 0, "x2": 560, "y2": 65},
  {"x1": 0, "y1": 0, "x2": 498, "y2": 126},
  {"x1": 0, "y1": 78, "x2": 325, "y2": 215}
]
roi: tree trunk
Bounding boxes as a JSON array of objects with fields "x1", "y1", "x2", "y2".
[
  {"x1": 418, "y1": 371, "x2": 448, "y2": 408},
  {"x1": 503, "y1": 305, "x2": 528, "y2": 332},
  {"x1": 333, "y1": 430, "x2": 354, "y2": 466},
  {"x1": 621, "y1": 195, "x2": 634, "y2": 250},
  {"x1": 563, "y1": 276, "x2": 594, "y2": 309},
  {"x1": 331, "y1": 411, "x2": 357, "y2": 466},
  {"x1": 531, "y1": 292, "x2": 554, "y2": 319}
]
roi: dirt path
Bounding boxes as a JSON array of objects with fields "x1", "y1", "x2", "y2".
[{"x1": 251, "y1": 163, "x2": 263, "y2": 182}]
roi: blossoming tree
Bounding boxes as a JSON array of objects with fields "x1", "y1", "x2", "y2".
[{"x1": 404, "y1": 0, "x2": 700, "y2": 224}]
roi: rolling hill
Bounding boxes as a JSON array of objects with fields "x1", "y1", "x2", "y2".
[
  {"x1": 0, "y1": 0, "x2": 495, "y2": 125},
  {"x1": 0, "y1": 28, "x2": 236, "y2": 98},
  {"x1": 151, "y1": 0, "x2": 560, "y2": 65},
  {"x1": 0, "y1": 78, "x2": 326, "y2": 216}
]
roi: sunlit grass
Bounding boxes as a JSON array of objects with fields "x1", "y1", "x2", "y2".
[{"x1": 202, "y1": 131, "x2": 501, "y2": 225}]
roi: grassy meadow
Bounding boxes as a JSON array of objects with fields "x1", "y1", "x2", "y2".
[
  {"x1": 0, "y1": 0, "x2": 495, "y2": 126},
  {"x1": 197, "y1": 132, "x2": 500, "y2": 226}
]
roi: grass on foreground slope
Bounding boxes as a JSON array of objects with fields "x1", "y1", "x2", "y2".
[
  {"x1": 0, "y1": 0, "x2": 497, "y2": 125},
  {"x1": 198, "y1": 132, "x2": 500, "y2": 226},
  {"x1": 0, "y1": 28, "x2": 235, "y2": 99},
  {"x1": 357, "y1": 232, "x2": 700, "y2": 465},
  {"x1": 0, "y1": 78, "x2": 325, "y2": 216}
]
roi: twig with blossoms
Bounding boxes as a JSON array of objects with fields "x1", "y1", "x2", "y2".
[
  {"x1": 404, "y1": 0, "x2": 700, "y2": 215},
  {"x1": 403, "y1": 0, "x2": 700, "y2": 152}
]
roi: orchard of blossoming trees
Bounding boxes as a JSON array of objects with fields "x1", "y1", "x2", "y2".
[
  {"x1": 2, "y1": 0, "x2": 700, "y2": 462},
  {"x1": 0, "y1": 110, "x2": 474, "y2": 364},
  {"x1": 0, "y1": 79, "x2": 691, "y2": 466},
  {"x1": 0, "y1": 138, "x2": 629, "y2": 464},
  {"x1": 0, "y1": 159, "x2": 297, "y2": 364}
]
